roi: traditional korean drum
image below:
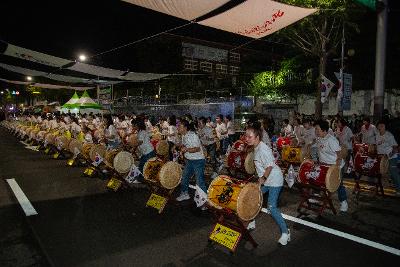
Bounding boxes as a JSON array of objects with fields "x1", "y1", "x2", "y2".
[
  {"x1": 282, "y1": 146, "x2": 304, "y2": 163},
  {"x1": 89, "y1": 144, "x2": 106, "y2": 162},
  {"x1": 45, "y1": 133, "x2": 56, "y2": 145},
  {"x1": 104, "y1": 149, "x2": 120, "y2": 167},
  {"x1": 156, "y1": 140, "x2": 169, "y2": 157},
  {"x1": 93, "y1": 129, "x2": 104, "y2": 141},
  {"x1": 277, "y1": 137, "x2": 291, "y2": 150},
  {"x1": 354, "y1": 153, "x2": 388, "y2": 176},
  {"x1": 207, "y1": 175, "x2": 263, "y2": 221},
  {"x1": 298, "y1": 159, "x2": 340, "y2": 192},
  {"x1": 353, "y1": 143, "x2": 376, "y2": 156},
  {"x1": 68, "y1": 139, "x2": 83, "y2": 154},
  {"x1": 82, "y1": 143, "x2": 94, "y2": 159},
  {"x1": 113, "y1": 151, "x2": 135, "y2": 174},
  {"x1": 226, "y1": 150, "x2": 255, "y2": 174},
  {"x1": 143, "y1": 157, "x2": 182, "y2": 189},
  {"x1": 55, "y1": 136, "x2": 71, "y2": 150}
]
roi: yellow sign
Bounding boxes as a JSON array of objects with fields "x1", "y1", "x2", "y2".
[
  {"x1": 66, "y1": 159, "x2": 75, "y2": 166},
  {"x1": 107, "y1": 177, "x2": 122, "y2": 191},
  {"x1": 84, "y1": 167, "x2": 95, "y2": 176},
  {"x1": 146, "y1": 193, "x2": 167, "y2": 212},
  {"x1": 53, "y1": 152, "x2": 60, "y2": 159},
  {"x1": 64, "y1": 130, "x2": 72, "y2": 139},
  {"x1": 209, "y1": 223, "x2": 241, "y2": 251}
]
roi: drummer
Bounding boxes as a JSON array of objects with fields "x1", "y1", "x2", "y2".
[
  {"x1": 198, "y1": 117, "x2": 218, "y2": 178},
  {"x1": 376, "y1": 121, "x2": 400, "y2": 195},
  {"x1": 245, "y1": 121, "x2": 290, "y2": 245},
  {"x1": 293, "y1": 118, "x2": 305, "y2": 144},
  {"x1": 360, "y1": 117, "x2": 378, "y2": 144},
  {"x1": 314, "y1": 120, "x2": 348, "y2": 212},
  {"x1": 166, "y1": 115, "x2": 178, "y2": 161},
  {"x1": 335, "y1": 118, "x2": 353, "y2": 173},
  {"x1": 104, "y1": 115, "x2": 121, "y2": 149},
  {"x1": 175, "y1": 119, "x2": 207, "y2": 208},
  {"x1": 281, "y1": 119, "x2": 293, "y2": 137}
]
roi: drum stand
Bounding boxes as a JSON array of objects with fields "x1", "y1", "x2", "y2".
[
  {"x1": 207, "y1": 207, "x2": 258, "y2": 253},
  {"x1": 353, "y1": 173, "x2": 384, "y2": 199},
  {"x1": 296, "y1": 184, "x2": 337, "y2": 217},
  {"x1": 145, "y1": 181, "x2": 175, "y2": 214}
]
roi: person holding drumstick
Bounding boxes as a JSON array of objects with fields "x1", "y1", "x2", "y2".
[
  {"x1": 245, "y1": 122, "x2": 291, "y2": 246},
  {"x1": 314, "y1": 120, "x2": 348, "y2": 212}
]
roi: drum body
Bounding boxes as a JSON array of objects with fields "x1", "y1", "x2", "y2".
[
  {"x1": 354, "y1": 153, "x2": 387, "y2": 176},
  {"x1": 281, "y1": 146, "x2": 303, "y2": 163},
  {"x1": 89, "y1": 144, "x2": 107, "y2": 162},
  {"x1": 277, "y1": 137, "x2": 291, "y2": 150},
  {"x1": 82, "y1": 143, "x2": 94, "y2": 159},
  {"x1": 298, "y1": 160, "x2": 340, "y2": 192},
  {"x1": 156, "y1": 140, "x2": 169, "y2": 157},
  {"x1": 143, "y1": 158, "x2": 182, "y2": 189},
  {"x1": 232, "y1": 140, "x2": 246, "y2": 151},
  {"x1": 105, "y1": 149, "x2": 120, "y2": 167},
  {"x1": 207, "y1": 175, "x2": 262, "y2": 221},
  {"x1": 68, "y1": 139, "x2": 83, "y2": 154},
  {"x1": 55, "y1": 136, "x2": 70, "y2": 150},
  {"x1": 226, "y1": 150, "x2": 255, "y2": 174}
]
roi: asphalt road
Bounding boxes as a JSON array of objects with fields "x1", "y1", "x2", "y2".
[{"x1": 1, "y1": 127, "x2": 399, "y2": 267}]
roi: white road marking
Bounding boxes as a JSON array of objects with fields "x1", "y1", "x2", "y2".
[
  {"x1": 6, "y1": 178, "x2": 38, "y2": 216},
  {"x1": 261, "y1": 208, "x2": 400, "y2": 256}
]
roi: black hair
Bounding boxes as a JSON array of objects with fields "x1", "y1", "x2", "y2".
[
  {"x1": 363, "y1": 116, "x2": 370, "y2": 123},
  {"x1": 136, "y1": 117, "x2": 146, "y2": 131},
  {"x1": 246, "y1": 121, "x2": 263, "y2": 140},
  {"x1": 199, "y1": 117, "x2": 207, "y2": 125},
  {"x1": 314, "y1": 119, "x2": 329, "y2": 132},
  {"x1": 377, "y1": 120, "x2": 386, "y2": 126},
  {"x1": 169, "y1": 115, "x2": 176, "y2": 126},
  {"x1": 283, "y1": 119, "x2": 289, "y2": 124}
]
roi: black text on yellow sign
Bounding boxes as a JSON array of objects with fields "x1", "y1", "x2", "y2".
[
  {"x1": 209, "y1": 223, "x2": 241, "y2": 251},
  {"x1": 146, "y1": 193, "x2": 167, "y2": 213},
  {"x1": 107, "y1": 177, "x2": 122, "y2": 191}
]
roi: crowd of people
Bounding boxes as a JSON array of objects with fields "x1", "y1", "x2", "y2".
[{"x1": 3, "y1": 109, "x2": 400, "y2": 247}]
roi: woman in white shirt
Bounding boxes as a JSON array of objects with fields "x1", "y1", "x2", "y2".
[
  {"x1": 167, "y1": 115, "x2": 178, "y2": 161},
  {"x1": 104, "y1": 116, "x2": 120, "y2": 149},
  {"x1": 176, "y1": 119, "x2": 207, "y2": 207},
  {"x1": 245, "y1": 121, "x2": 290, "y2": 245},
  {"x1": 224, "y1": 115, "x2": 235, "y2": 146}
]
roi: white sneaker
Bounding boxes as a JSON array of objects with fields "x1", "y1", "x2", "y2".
[
  {"x1": 131, "y1": 179, "x2": 142, "y2": 184},
  {"x1": 278, "y1": 229, "x2": 291, "y2": 245},
  {"x1": 247, "y1": 220, "x2": 256, "y2": 230},
  {"x1": 340, "y1": 200, "x2": 348, "y2": 212},
  {"x1": 211, "y1": 172, "x2": 218, "y2": 179},
  {"x1": 176, "y1": 192, "x2": 190, "y2": 202}
]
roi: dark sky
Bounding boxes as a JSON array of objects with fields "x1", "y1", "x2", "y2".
[{"x1": 0, "y1": 0, "x2": 399, "y2": 86}]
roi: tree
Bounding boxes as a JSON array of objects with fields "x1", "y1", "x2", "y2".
[{"x1": 276, "y1": 0, "x2": 362, "y2": 118}]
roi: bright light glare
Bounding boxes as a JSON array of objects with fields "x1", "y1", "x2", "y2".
[
  {"x1": 27, "y1": 76, "x2": 32, "y2": 81},
  {"x1": 79, "y1": 54, "x2": 87, "y2": 61}
]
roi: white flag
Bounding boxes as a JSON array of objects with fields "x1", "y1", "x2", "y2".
[
  {"x1": 321, "y1": 75, "x2": 335, "y2": 103},
  {"x1": 285, "y1": 164, "x2": 296, "y2": 188},
  {"x1": 194, "y1": 185, "x2": 208, "y2": 207},
  {"x1": 125, "y1": 164, "x2": 142, "y2": 183}
]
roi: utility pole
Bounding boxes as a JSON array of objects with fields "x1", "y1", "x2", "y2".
[
  {"x1": 373, "y1": 0, "x2": 388, "y2": 121},
  {"x1": 337, "y1": 25, "x2": 345, "y2": 114}
]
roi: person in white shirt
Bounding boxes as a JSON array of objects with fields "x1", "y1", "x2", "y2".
[
  {"x1": 360, "y1": 117, "x2": 378, "y2": 144},
  {"x1": 176, "y1": 119, "x2": 207, "y2": 207},
  {"x1": 335, "y1": 118, "x2": 353, "y2": 166},
  {"x1": 245, "y1": 121, "x2": 290, "y2": 245},
  {"x1": 198, "y1": 117, "x2": 218, "y2": 175},
  {"x1": 315, "y1": 120, "x2": 348, "y2": 212},
  {"x1": 281, "y1": 119, "x2": 293, "y2": 137},
  {"x1": 261, "y1": 118, "x2": 271, "y2": 147},
  {"x1": 293, "y1": 118, "x2": 305, "y2": 143},
  {"x1": 48, "y1": 116, "x2": 58, "y2": 130},
  {"x1": 167, "y1": 115, "x2": 178, "y2": 160},
  {"x1": 69, "y1": 117, "x2": 82, "y2": 137},
  {"x1": 224, "y1": 115, "x2": 235, "y2": 146},
  {"x1": 206, "y1": 116, "x2": 215, "y2": 128},
  {"x1": 215, "y1": 114, "x2": 229, "y2": 154},
  {"x1": 144, "y1": 116, "x2": 153, "y2": 133},
  {"x1": 133, "y1": 118, "x2": 156, "y2": 183},
  {"x1": 376, "y1": 121, "x2": 400, "y2": 194}
]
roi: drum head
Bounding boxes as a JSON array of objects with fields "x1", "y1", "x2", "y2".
[
  {"x1": 159, "y1": 161, "x2": 182, "y2": 189},
  {"x1": 113, "y1": 151, "x2": 134, "y2": 174},
  {"x1": 69, "y1": 139, "x2": 83, "y2": 153},
  {"x1": 156, "y1": 140, "x2": 169, "y2": 156},
  {"x1": 90, "y1": 144, "x2": 106, "y2": 162},
  {"x1": 380, "y1": 155, "x2": 389, "y2": 176},
  {"x1": 244, "y1": 151, "x2": 255, "y2": 174},
  {"x1": 325, "y1": 165, "x2": 340, "y2": 192},
  {"x1": 237, "y1": 183, "x2": 263, "y2": 221},
  {"x1": 207, "y1": 175, "x2": 231, "y2": 210}
]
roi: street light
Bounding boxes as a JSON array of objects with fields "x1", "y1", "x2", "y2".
[
  {"x1": 78, "y1": 54, "x2": 87, "y2": 62},
  {"x1": 26, "y1": 76, "x2": 32, "y2": 81}
]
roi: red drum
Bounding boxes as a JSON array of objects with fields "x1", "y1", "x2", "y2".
[
  {"x1": 277, "y1": 137, "x2": 291, "y2": 150},
  {"x1": 354, "y1": 153, "x2": 388, "y2": 176},
  {"x1": 353, "y1": 143, "x2": 369, "y2": 155},
  {"x1": 232, "y1": 140, "x2": 246, "y2": 151},
  {"x1": 226, "y1": 150, "x2": 255, "y2": 175},
  {"x1": 298, "y1": 160, "x2": 340, "y2": 192}
]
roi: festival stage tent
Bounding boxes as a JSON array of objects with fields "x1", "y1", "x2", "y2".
[
  {"x1": 61, "y1": 92, "x2": 80, "y2": 113},
  {"x1": 76, "y1": 91, "x2": 102, "y2": 114}
]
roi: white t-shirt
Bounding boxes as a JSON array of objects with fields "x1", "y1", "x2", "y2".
[
  {"x1": 226, "y1": 121, "x2": 235, "y2": 135},
  {"x1": 376, "y1": 131, "x2": 398, "y2": 159},
  {"x1": 262, "y1": 128, "x2": 271, "y2": 147},
  {"x1": 283, "y1": 124, "x2": 293, "y2": 137},
  {"x1": 49, "y1": 120, "x2": 58, "y2": 130},
  {"x1": 106, "y1": 125, "x2": 120, "y2": 142},
  {"x1": 84, "y1": 133, "x2": 93, "y2": 143},
  {"x1": 317, "y1": 134, "x2": 341, "y2": 165},
  {"x1": 335, "y1": 126, "x2": 353, "y2": 150},
  {"x1": 361, "y1": 124, "x2": 378, "y2": 144},
  {"x1": 137, "y1": 130, "x2": 154, "y2": 156},
  {"x1": 145, "y1": 120, "x2": 153, "y2": 133},
  {"x1": 167, "y1": 125, "x2": 177, "y2": 144},
  {"x1": 183, "y1": 131, "x2": 205, "y2": 160},
  {"x1": 198, "y1": 126, "x2": 215, "y2": 146},
  {"x1": 303, "y1": 127, "x2": 316, "y2": 146},
  {"x1": 70, "y1": 122, "x2": 81, "y2": 135},
  {"x1": 254, "y1": 141, "x2": 283, "y2": 187},
  {"x1": 215, "y1": 122, "x2": 228, "y2": 140}
]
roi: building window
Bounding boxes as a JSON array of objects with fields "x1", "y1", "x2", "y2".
[
  {"x1": 215, "y1": 64, "x2": 228, "y2": 74},
  {"x1": 229, "y1": 52, "x2": 240, "y2": 62},
  {"x1": 200, "y1": 61, "x2": 213, "y2": 72},
  {"x1": 230, "y1": 66, "x2": 240, "y2": 75},
  {"x1": 183, "y1": 59, "x2": 198, "y2": 71}
]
